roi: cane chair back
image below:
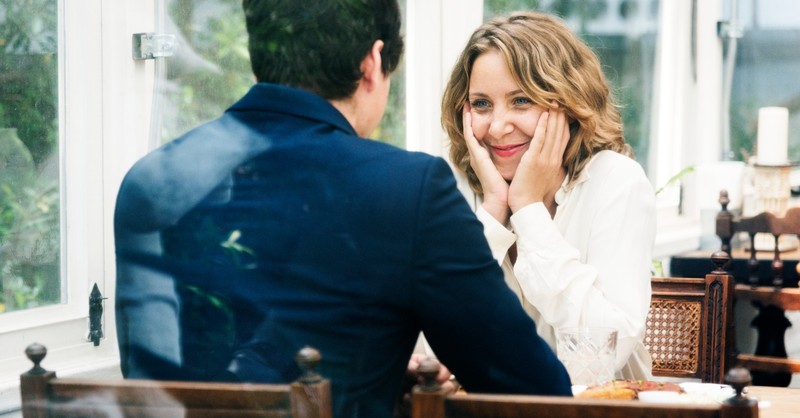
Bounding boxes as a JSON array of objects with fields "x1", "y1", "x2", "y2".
[{"x1": 645, "y1": 252, "x2": 735, "y2": 383}]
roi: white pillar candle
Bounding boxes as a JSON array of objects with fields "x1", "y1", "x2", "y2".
[{"x1": 756, "y1": 106, "x2": 789, "y2": 165}]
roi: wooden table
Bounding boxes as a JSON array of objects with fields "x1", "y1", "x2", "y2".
[{"x1": 746, "y1": 385, "x2": 798, "y2": 418}]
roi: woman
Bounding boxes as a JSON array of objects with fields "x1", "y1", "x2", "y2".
[{"x1": 441, "y1": 11, "x2": 656, "y2": 380}]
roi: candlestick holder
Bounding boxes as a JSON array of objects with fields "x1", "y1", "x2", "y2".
[{"x1": 741, "y1": 162, "x2": 797, "y2": 251}]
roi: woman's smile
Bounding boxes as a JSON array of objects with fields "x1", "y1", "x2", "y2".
[{"x1": 491, "y1": 142, "x2": 529, "y2": 158}]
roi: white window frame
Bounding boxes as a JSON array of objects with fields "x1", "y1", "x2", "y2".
[
  {"x1": 0, "y1": 1, "x2": 155, "y2": 412},
  {"x1": 652, "y1": 0, "x2": 726, "y2": 259},
  {"x1": 405, "y1": 0, "x2": 483, "y2": 201}
]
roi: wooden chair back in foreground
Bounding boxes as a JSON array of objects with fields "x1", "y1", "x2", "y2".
[
  {"x1": 410, "y1": 359, "x2": 759, "y2": 418},
  {"x1": 20, "y1": 343, "x2": 332, "y2": 418},
  {"x1": 715, "y1": 189, "x2": 800, "y2": 386},
  {"x1": 645, "y1": 252, "x2": 736, "y2": 383}
]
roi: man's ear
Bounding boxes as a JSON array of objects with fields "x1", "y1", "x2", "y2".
[{"x1": 359, "y1": 40, "x2": 385, "y2": 92}]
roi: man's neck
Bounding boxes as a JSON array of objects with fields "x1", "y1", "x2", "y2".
[{"x1": 329, "y1": 97, "x2": 361, "y2": 136}]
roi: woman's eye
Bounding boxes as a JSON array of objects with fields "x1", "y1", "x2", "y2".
[
  {"x1": 513, "y1": 97, "x2": 533, "y2": 106},
  {"x1": 470, "y1": 99, "x2": 490, "y2": 109}
]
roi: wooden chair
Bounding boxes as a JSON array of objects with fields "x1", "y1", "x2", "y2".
[
  {"x1": 410, "y1": 359, "x2": 759, "y2": 418},
  {"x1": 645, "y1": 252, "x2": 736, "y2": 383},
  {"x1": 716, "y1": 189, "x2": 800, "y2": 386},
  {"x1": 20, "y1": 343, "x2": 332, "y2": 418}
]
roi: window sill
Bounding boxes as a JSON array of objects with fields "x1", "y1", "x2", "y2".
[{"x1": 654, "y1": 209, "x2": 701, "y2": 260}]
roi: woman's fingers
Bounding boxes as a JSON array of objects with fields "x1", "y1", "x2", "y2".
[
  {"x1": 550, "y1": 113, "x2": 567, "y2": 160},
  {"x1": 462, "y1": 105, "x2": 480, "y2": 152},
  {"x1": 508, "y1": 102, "x2": 569, "y2": 212},
  {"x1": 463, "y1": 103, "x2": 503, "y2": 178},
  {"x1": 462, "y1": 103, "x2": 492, "y2": 161},
  {"x1": 531, "y1": 110, "x2": 549, "y2": 153},
  {"x1": 539, "y1": 101, "x2": 567, "y2": 160},
  {"x1": 463, "y1": 102, "x2": 510, "y2": 221},
  {"x1": 463, "y1": 107, "x2": 488, "y2": 163}
]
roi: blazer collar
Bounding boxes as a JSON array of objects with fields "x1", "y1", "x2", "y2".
[{"x1": 228, "y1": 82, "x2": 357, "y2": 136}]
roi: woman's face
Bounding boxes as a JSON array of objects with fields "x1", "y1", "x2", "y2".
[{"x1": 468, "y1": 50, "x2": 547, "y2": 181}]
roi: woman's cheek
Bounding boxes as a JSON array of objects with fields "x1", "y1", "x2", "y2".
[
  {"x1": 469, "y1": 113, "x2": 491, "y2": 139},
  {"x1": 513, "y1": 113, "x2": 541, "y2": 139}
]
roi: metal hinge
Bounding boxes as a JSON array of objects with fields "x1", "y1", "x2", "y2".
[
  {"x1": 132, "y1": 33, "x2": 177, "y2": 60},
  {"x1": 88, "y1": 283, "x2": 107, "y2": 346}
]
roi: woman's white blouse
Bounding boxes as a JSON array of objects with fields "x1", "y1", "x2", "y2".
[{"x1": 476, "y1": 150, "x2": 657, "y2": 380}]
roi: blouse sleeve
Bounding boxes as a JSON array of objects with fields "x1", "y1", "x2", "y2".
[
  {"x1": 509, "y1": 162, "x2": 656, "y2": 370},
  {"x1": 475, "y1": 205, "x2": 517, "y2": 265}
]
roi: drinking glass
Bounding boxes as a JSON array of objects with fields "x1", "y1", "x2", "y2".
[{"x1": 556, "y1": 327, "x2": 618, "y2": 386}]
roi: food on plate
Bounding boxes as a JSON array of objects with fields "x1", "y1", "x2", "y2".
[
  {"x1": 576, "y1": 379, "x2": 682, "y2": 400},
  {"x1": 575, "y1": 380, "x2": 636, "y2": 400}
]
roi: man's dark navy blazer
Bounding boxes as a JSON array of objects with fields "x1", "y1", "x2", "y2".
[{"x1": 114, "y1": 83, "x2": 571, "y2": 418}]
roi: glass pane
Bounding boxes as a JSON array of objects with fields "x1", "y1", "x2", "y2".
[
  {"x1": 371, "y1": 1, "x2": 406, "y2": 148},
  {"x1": 0, "y1": 0, "x2": 61, "y2": 314},
  {"x1": 483, "y1": 0, "x2": 659, "y2": 173},
  {"x1": 158, "y1": 0, "x2": 406, "y2": 149},
  {"x1": 728, "y1": 0, "x2": 800, "y2": 163},
  {"x1": 159, "y1": 0, "x2": 252, "y2": 142}
]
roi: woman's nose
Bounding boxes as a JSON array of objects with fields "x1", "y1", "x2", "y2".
[{"x1": 488, "y1": 109, "x2": 514, "y2": 138}]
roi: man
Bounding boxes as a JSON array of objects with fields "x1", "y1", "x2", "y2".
[{"x1": 114, "y1": 1, "x2": 571, "y2": 416}]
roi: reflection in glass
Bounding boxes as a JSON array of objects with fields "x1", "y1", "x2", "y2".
[
  {"x1": 158, "y1": 0, "x2": 253, "y2": 142},
  {"x1": 371, "y1": 0, "x2": 406, "y2": 148},
  {"x1": 158, "y1": 0, "x2": 406, "y2": 148},
  {"x1": 146, "y1": 0, "x2": 408, "y2": 357},
  {"x1": 0, "y1": 0, "x2": 61, "y2": 314}
]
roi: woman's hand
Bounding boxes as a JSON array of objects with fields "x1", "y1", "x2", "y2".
[
  {"x1": 508, "y1": 102, "x2": 570, "y2": 214},
  {"x1": 463, "y1": 103, "x2": 511, "y2": 224}
]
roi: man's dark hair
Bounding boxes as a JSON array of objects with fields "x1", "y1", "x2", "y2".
[{"x1": 243, "y1": 0, "x2": 404, "y2": 100}]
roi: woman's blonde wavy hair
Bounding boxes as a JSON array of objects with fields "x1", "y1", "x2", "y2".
[{"x1": 441, "y1": 11, "x2": 630, "y2": 196}]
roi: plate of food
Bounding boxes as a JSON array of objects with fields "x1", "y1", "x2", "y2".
[
  {"x1": 574, "y1": 380, "x2": 735, "y2": 404},
  {"x1": 574, "y1": 379, "x2": 682, "y2": 400}
]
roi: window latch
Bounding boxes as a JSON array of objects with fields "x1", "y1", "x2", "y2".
[
  {"x1": 132, "y1": 33, "x2": 177, "y2": 60},
  {"x1": 717, "y1": 20, "x2": 744, "y2": 39},
  {"x1": 88, "y1": 283, "x2": 107, "y2": 346}
]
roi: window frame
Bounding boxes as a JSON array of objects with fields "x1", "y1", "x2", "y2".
[
  {"x1": 0, "y1": 0, "x2": 154, "y2": 412},
  {"x1": 652, "y1": 0, "x2": 726, "y2": 259}
]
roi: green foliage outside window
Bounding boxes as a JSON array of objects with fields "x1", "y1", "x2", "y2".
[
  {"x1": 162, "y1": 0, "x2": 406, "y2": 148},
  {"x1": 162, "y1": 0, "x2": 254, "y2": 141},
  {"x1": 0, "y1": 0, "x2": 60, "y2": 313}
]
